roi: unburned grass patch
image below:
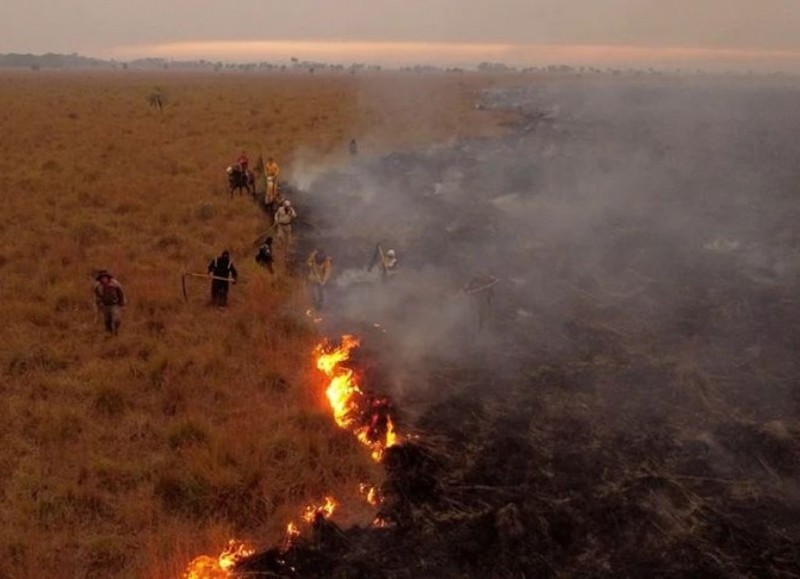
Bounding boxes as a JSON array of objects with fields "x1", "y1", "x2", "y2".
[
  {"x1": 167, "y1": 418, "x2": 209, "y2": 450},
  {"x1": 154, "y1": 466, "x2": 271, "y2": 523},
  {"x1": 24, "y1": 406, "x2": 85, "y2": 445},
  {"x1": 93, "y1": 384, "x2": 128, "y2": 417},
  {"x1": 73, "y1": 220, "x2": 113, "y2": 248},
  {"x1": 6, "y1": 344, "x2": 69, "y2": 376},
  {"x1": 92, "y1": 456, "x2": 146, "y2": 493},
  {"x1": 193, "y1": 202, "x2": 215, "y2": 221},
  {"x1": 81, "y1": 534, "x2": 130, "y2": 578}
]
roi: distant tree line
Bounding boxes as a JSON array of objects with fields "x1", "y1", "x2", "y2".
[
  {"x1": 0, "y1": 52, "x2": 779, "y2": 78},
  {"x1": 0, "y1": 52, "x2": 108, "y2": 69}
]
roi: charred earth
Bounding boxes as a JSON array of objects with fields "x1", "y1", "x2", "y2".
[{"x1": 244, "y1": 77, "x2": 800, "y2": 578}]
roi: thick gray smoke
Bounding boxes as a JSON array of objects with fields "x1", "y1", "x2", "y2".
[{"x1": 300, "y1": 76, "x2": 800, "y2": 418}]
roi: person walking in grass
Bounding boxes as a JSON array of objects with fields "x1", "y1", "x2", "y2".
[
  {"x1": 255, "y1": 236, "x2": 275, "y2": 274},
  {"x1": 306, "y1": 249, "x2": 332, "y2": 309},
  {"x1": 265, "y1": 156, "x2": 280, "y2": 180},
  {"x1": 265, "y1": 156, "x2": 281, "y2": 203},
  {"x1": 274, "y1": 199, "x2": 297, "y2": 247},
  {"x1": 207, "y1": 250, "x2": 238, "y2": 308},
  {"x1": 93, "y1": 270, "x2": 127, "y2": 335}
]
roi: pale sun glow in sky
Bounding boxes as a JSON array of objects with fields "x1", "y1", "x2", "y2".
[
  {"x1": 4, "y1": 0, "x2": 800, "y2": 71},
  {"x1": 108, "y1": 40, "x2": 800, "y2": 71}
]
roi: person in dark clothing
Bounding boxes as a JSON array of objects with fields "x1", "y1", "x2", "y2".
[
  {"x1": 349, "y1": 138, "x2": 358, "y2": 156},
  {"x1": 93, "y1": 270, "x2": 127, "y2": 335},
  {"x1": 208, "y1": 250, "x2": 238, "y2": 307},
  {"x1": 255, "y1": 236, "x2": 274, "y2": 274}
]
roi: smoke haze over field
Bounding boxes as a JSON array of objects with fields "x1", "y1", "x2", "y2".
[
  {"x1": 282, "y1": 79, "x2": 800, "y2": 577},
  {"x1": 302, "y1": 76, "x2": 800, "y2": 421},
  {"x1": 4, "y1": 1, "x2": 800, "y2": 71}
]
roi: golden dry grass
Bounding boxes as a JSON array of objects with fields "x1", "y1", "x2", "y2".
[{"x1": 0, "y1": 70, "x2": 513, "y2": 578}]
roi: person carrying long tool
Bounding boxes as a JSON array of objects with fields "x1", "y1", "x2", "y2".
[
  {"x1": 367, "y1": 244, "x2": 398, "y2": 281},
  {"x1": 207, "y1": 250, "x2": 238, "y2": 308}
]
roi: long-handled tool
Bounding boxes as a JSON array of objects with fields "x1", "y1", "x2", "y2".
[
  {"x1": 181, "y1": 273, "x2": 238, "y2": 302},
  {"x1": 463, "y1": 275, "x2": 499, "y2": 295},
  {"x1": 252, "y1": 224, "x2": 277, "y2": 248},
  {"x1": 367, "y1": 243, "x2": 386, "y2": 273}
]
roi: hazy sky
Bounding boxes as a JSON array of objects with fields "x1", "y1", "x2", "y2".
[{"x1": 3, "y1": 0, "x2": 800, "y2": 69}]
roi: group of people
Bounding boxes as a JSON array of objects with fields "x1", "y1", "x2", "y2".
[
  {"x1": 93, "y1": 145, "x2": 394, "y2": 334},
  {"x1": 228, "y1": 151, "x2": 281, "y2": 204},
  {"x1": 234, "y1": 150, "x2": 295, "y2": 244},
  {"x1": 232, "y1": 150, "x2": 280, "y2": 182},
  {"x1": 305, "y1": 243, "x2": 398, "y2": 310}
]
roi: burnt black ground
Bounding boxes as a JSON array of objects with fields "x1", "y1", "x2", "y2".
[{"x1": 242, "y1": 75, "x2": 800, "y2": 578}]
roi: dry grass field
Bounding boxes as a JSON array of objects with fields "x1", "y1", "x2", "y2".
[{"x1": 0, "y1": 70, "x2": 514, "y2": 578}]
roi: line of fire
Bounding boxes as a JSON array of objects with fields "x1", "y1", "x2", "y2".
[{"x1": 182, "y1": 335, "x2": 403, "y2": 578}]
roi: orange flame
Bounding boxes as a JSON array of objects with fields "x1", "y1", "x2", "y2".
[
  {"x1": 183, "y1": 335, "x2": 398, "y2": 578},
  {"x1": 182, "y1": 540, "x2": 255, "y2": 579},
  {"x1": 281, "y1": 521, "x2": 301, "y2": 552},
  {"x1": 315, "y1": 335, "x2": 401, "y2": 462},
  {"x1": 282, "y1": 495, "x2": 339, "y2": 552},
  {"x1": 302, "y1": 495, "x2": 338, "y2": 523},
  {"x1": 359, "y1": 483, "x2": 380, "y2": 506}
]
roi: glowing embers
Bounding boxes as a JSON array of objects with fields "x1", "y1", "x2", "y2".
[
  {"x1": 302, "y1": 495, "x2": 338, "y2": 524},
  {"x1": 183, "y1": 497, "x2": 339, "y2": 578},
  {"x1": 359, "y1": 482, "x2": 381, "y2": 506},
  {"x1": 314, "y1": 335, "x2": 401, "y2": 462},
  {"x1": 282, "y1": 495, "x2": 339, "y2": 551}
]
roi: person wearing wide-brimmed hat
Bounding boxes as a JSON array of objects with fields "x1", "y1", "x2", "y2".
[{"x1": 93, "y1": 270, "x2": 127, "y2": 335}]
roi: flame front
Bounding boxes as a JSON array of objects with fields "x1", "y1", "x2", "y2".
[
  {"x1": 282, "y1": 495, "x2": 339, "y2": 551},
  {"x1": 182, "y1": 540, "x2": 254, "y2": 579},
  {"x1": 302, "y1": 495, "x2": 338, "y2": 523},
  {"x1": 182, "y1": 335, "x2": 398, "y2": 578},
  {"x1": 315, "y1": 335, "x2": 401, "y2": 462}
]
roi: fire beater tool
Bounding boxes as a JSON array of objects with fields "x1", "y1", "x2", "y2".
[
  {"x1": 252, "y1": 223, "x2": 277, "y2": 248},
  {"x1": 181, "y1": 272, "x2": 239, "y2": 302},
  {"x1": 463, "y1": 274, "x2": 499, "y2": 295}
]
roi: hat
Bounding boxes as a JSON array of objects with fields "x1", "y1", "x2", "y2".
[
  {"x1": 386, "y1": 249, "x2": 396, "y2": 258},
  {"x1": 95, "y1": 270, "x2": 112, "y2": 281},
  {"x1": 226, "y1": 166, "x2": 233, "y2": 174}
]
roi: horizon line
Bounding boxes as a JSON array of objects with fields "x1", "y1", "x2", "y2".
[{"x1": 103, "y1": 40, "x2": 800, "y2": 71}]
